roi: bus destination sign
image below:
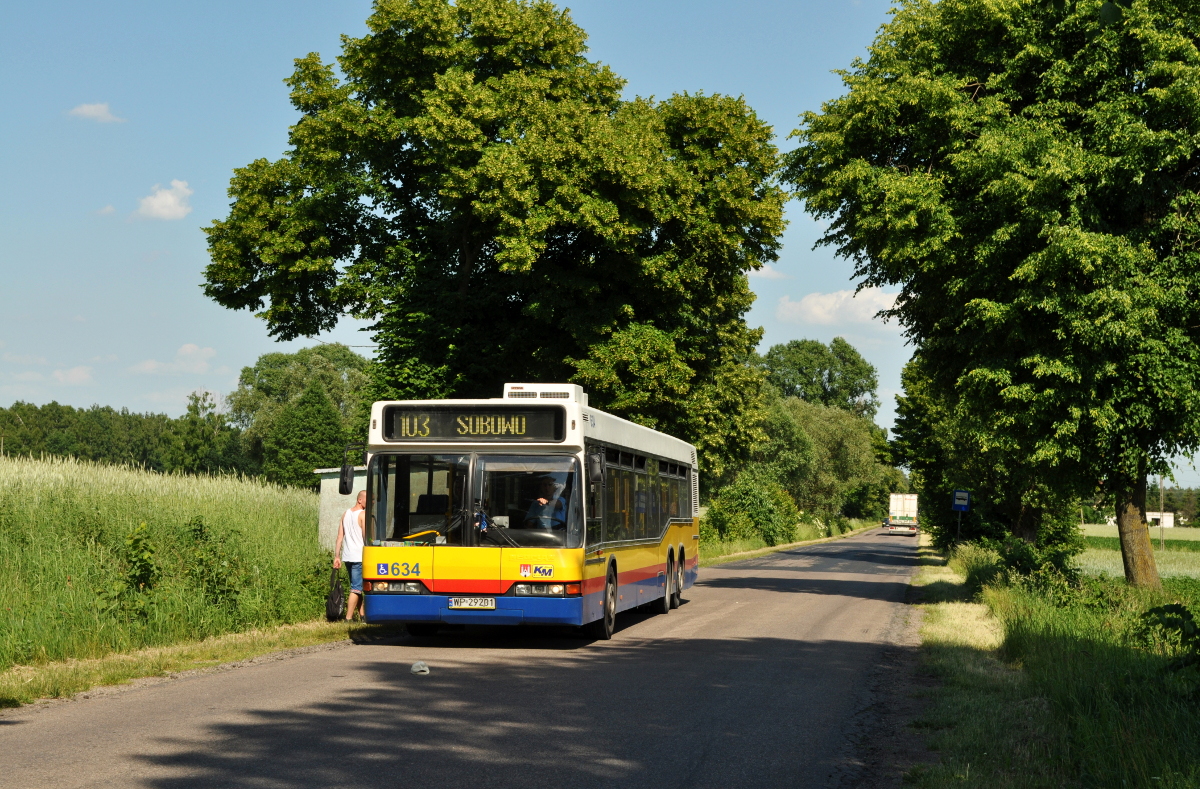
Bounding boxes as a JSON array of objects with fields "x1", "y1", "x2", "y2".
[{"x1": 383, "y1": 405, "x2": 565, "y2": 442}]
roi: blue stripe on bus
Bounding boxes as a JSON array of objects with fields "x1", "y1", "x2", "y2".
[
  {"x1": 364, "y1": 560, "x2": 692, "y2": 627},
  {"x1": 364, "y1": 594, "x2": 585, "y2": 626}
]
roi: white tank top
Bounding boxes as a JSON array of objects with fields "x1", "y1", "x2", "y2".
[{"x1": 341, "y1": 507, "x2": 364, "y2": 562}]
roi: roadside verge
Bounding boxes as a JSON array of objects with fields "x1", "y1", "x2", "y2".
[
  {"x1": 0, "y1": 620, "x2": 396, "y2": 710},
  {"x1": 905, "y1": 536, "x2": 1097, "y2": 788},
  {"x1": 699, "y1": 524, "x2": 880, "y2": 568}
]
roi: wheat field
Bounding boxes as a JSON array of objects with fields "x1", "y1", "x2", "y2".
[{"x1": 0, "y1": 455, "x2": 326, "y2": 672}]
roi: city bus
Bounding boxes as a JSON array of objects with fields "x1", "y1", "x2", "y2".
[{"x1": 347, "y1": 383, "x2": 700, "y2": 639}]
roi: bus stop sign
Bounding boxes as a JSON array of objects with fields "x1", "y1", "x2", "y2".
[{"x1": 952, "y1": 490, "x2": 970, "y2": 512}]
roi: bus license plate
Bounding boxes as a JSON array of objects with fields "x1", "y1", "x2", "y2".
[{"x1": 448, "y1": 597, "x2": 496, "y2": 610}]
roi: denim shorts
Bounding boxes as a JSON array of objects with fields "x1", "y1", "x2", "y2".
[{"x1": 345, "y1": 561, "x2": 363, "y2": 593}]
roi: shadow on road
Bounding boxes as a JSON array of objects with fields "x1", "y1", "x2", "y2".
[
  {"x1": 134, "y1": 633, "x2": 919, "y2": 789},
  {"x1": 697, "y1": 575, "x2": 913, "y2": 600}
]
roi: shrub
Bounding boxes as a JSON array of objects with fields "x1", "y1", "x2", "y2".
[{"x1": 701, "y1": 472, "x2": 800, "y2": 546}]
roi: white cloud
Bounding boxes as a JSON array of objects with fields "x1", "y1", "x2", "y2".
[
  {"x1": 91, "y1": 354, "x2": 118, "y2": 363},
  {"x1": 53, "y1": 366, "x2": 93, "y2": 385},
  {"x1": 136, "y1": 180, "x2": 193, "y2": 220},
  {"x1": 132, "y1": 343, "x2": 216, "y2": 375},
  {"x1": 776, "y1": 288, "x2": 898, "y2": 326},
  {"x1": 95, "y1": 205, "x2": 115, "y2": 215},
  {"x1": 13, "y1": 371, "x2": 44, "y2": 382},
  {"x1": 69, "y1": 102, "x2": 125, "y2": 123},
  {"x1": 748, "y1": 264, "x2": 791, "y2": 281},
  {"x1": 3, "y1": 352, "x2": 49, "y2": 365}
]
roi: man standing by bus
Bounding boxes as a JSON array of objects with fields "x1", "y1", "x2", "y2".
[{"x1": 334, "y1": 489, "x2": 367, "y2": 621}]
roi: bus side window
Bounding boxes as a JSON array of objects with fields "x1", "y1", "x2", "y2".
[
  {"x1": 648, "y1": 468, "x2": 662, "y2": 538},
  {"x1": 622, "y1": 469, "x2": 633, "y2": 540},
  {"x1": 634, "y1": 472, "x2": 647, "y2": 539},
  {"x1": 585, "y1": 447, "x2": 604, "y2": 548},
  {"x1": 606, "y1": 461, "x2": 623, "y2": 541}
]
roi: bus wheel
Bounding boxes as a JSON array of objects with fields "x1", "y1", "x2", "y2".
[
  {"x1": 671, "y1": 553, "x2": 684, "y2": 609},
  {"x1": 652, "y1": 558, "x2": 673, "y2": 615},
  {"x1": 588, "y1": 567, "x2": 617, "y2": 640},
  {"x1": 406, "y1": 623, "x2": 439, "y2": 637}
]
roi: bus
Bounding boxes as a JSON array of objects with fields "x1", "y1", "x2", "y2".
[{"x1": 346, "y1": 382, "x2": 700, "y2": 639}]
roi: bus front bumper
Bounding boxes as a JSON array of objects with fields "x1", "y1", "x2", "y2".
[{"x1": 363, "y1": 594, "x2": 585, "y2": 626}]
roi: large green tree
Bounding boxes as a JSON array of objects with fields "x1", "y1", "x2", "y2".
[
  {"x1": 785, "y1": 0, "x2": 1200, "y2": 587},
  {"x1": 202, "y1": 0, "x2": 785, "y2": 480},
  {"x1": 759, "y1": 336, "x2": 880, "y2": 418}
]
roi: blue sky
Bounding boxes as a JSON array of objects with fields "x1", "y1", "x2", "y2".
[{"x1": 3, "y1": 0, "x2": 1195, "y2": 484}]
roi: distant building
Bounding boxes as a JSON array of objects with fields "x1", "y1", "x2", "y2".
[
  {"x1": 1105, "y1": 511, "x2": 1175, "y2": 528},
  {"x1": 315, "y1": 466, "x2": 367, "y2": 550}
]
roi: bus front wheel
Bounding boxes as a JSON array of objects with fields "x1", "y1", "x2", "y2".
[{"x1": 588, "y1": 567, "x2": 617, "y2": 640}]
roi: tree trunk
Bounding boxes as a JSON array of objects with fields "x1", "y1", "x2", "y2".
[
  {"x1": 1115, "y1": 470, "x2": 1161, "y2": 589},
  {"x1": 1012, "y1": 503, "x2": 1038, "y2": 544}
]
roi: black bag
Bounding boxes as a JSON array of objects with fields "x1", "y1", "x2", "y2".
[{"x1": 326, "y1": 567, "x2": 346, "y2": 622}]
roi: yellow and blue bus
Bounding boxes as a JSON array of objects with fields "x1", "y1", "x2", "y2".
[{"x1": 354, "y1": 383, "x2": 699, "y2": 639}]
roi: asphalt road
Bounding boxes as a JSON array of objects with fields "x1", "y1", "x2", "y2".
[{"x1": 0, "y1": 528, "x2": 920, "y2": 789}]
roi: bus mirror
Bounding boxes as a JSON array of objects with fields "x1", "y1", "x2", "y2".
[
  {"x1": 587, "y1": 453, "x2": 604, "y2": 484},
  {"x1": 337, "y1": 442, "x2": 365, "y2": 496}
]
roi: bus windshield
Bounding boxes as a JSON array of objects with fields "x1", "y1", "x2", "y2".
[
  {"x1": 367, "y1": 453, "x2": 582, "y2": 549},
  {"x1": 369, "y1": 454, "x2": 471, "y2": 545},
  {"x1": 475, "y1": 455, "x2": 582, "y2": 549}
]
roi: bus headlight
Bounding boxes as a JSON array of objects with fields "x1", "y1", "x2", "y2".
[
  {"x1": 369, "y1": 581, "x2": 424, "y2": 593},
  {"x1": 512, "y1": 583, "x2": 572, "y2": 596}
]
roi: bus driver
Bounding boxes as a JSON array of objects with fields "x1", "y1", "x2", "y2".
[{"x1": 524, "y1": 476, "x2": 566, "y2": 529}]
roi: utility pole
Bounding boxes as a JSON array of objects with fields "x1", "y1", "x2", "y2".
[{"x1": 1160, "y1": 476, "x2": 1166, "y2": 552}]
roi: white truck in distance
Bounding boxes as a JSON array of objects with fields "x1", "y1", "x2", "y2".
[{"x1": 884, "y1": 493, "x2": 919, "y2": 536}]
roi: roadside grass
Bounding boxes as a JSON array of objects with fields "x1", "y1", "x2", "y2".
[
  {"x1": 699, "y1": 518, "x2": 876, "y2": 567},
  {"x1": 909, "y1": 537, "x2": 1200, "y2": 788},
  {"x1": 0, "y1": 455, "x2": 329, "y2": 672},
  {"x1": 907, "y1": 536, "x2": 1064, "y2": 788},
  {"x1": 0, "y1": 620, "x2": 401, "y2": 709}
]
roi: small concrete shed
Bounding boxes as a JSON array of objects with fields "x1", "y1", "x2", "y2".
[{"x1": 315, "y1": 466, "x2": 367, "y2": 551}]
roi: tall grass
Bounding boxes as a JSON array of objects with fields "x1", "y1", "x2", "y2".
[
  {"x1": 986, "y1": 577, "x2": 1200, "y2": 787},
  {"x1": 914, "y1": 540, "x2": 1200, "y2": 788},
  {"x1": 0, "y1": 455, "x2": 327, "y2": 672}
]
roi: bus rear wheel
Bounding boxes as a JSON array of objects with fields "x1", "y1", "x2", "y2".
[
  {"x1": 671, "y1": 553, "x2": 684, "y2": 609},
  {"x1": 652, "y1": 557, "x2": 673, "y2": 615},
  {"x1": 588, "y1": 567, "x2": 617, "y2": 640}
]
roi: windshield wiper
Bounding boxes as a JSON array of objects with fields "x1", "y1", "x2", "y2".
[{"x1": 484, "y1": 525, "x2": 521, "y2": 548}]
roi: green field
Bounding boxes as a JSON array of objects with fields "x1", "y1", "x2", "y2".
[
  {"x1": 0, "y1": 455, "x2": 327, "y2": 674},
  {"x1": 1082, "y1": 523, "x2": 1200, "y2": 540}
]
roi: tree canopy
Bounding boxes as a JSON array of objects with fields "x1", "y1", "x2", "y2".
[
  {"x1": 759, "y1": 337, "x2": 880, "y2": 417},
  {"x1": 227, "y1": 343, "x2": 369, "y2": 467},
  {"x1": 262, "y1": 382, "x2": 345, "y2": 488},
  {"x1": 203, "y1": 0, "x2": 785, "y2": 479},
  {"x1": 785, "y1": 0, "x2": 1200, "y2": 586}
]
